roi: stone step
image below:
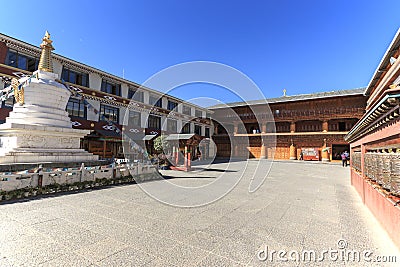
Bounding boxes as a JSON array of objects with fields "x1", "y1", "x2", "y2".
[
  {"x1": 12, "y1": 104, "x2": 68, "y2": 116},
  {"x1": 9, "y1": 148, "x2": 90, "y2": 153},
  {"x1": 4, "y1": 117, "x2": 72, "y2": 128}
]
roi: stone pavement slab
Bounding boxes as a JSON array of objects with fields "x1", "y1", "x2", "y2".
[{"x1": 0, "y1": 160, "x2": 399, "y2": 266}]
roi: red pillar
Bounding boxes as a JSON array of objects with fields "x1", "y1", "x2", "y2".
[
  {"x1": 187, "y1": 152, "x2": 191, "y2": 171},
  {"x1": 360, "y1": 144, "x2": 366, "y2": 204}
]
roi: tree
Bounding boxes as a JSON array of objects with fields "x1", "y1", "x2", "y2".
[{"x1": 153, "y1": 135, "x2": 170, "y2": 154}]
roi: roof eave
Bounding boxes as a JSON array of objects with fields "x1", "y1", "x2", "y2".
[
  {"x1": 208, "y1": 89, "x2": 365, "y2": 109},
  {"x1": 364, "y1": 28, "x2": 400, "y2": 96}
]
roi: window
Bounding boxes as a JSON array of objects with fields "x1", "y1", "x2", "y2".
[
  {"x1": 61, "y1": 67, "x2": 89, "y2": 87},
  {"x1": 129, "y1": 110, "x2": 141, "y2": 126},
  {"x1": 149, "y1": 95, "x2": 162, "y2": 108},
  {"x1": 167, "y1": 100, "x2": 178, "y2": 111},
  {"x1": 181, "y1": 122, "x2": 191, "y2": 134},
  {"x1": 100, "y1": 104, "x2": 119, "y2": 123},
  {"x1": 182, "y1": 105, "x2": 191, "y2": 115},
  {"x1": 338, "y1": 122, "x2": 346, "y2": 131},
  {"x1": 167, "y1": 119, "x2": 177, "y2": 133},
  {"x1": 5, "y1": 49, "x2": 39, "y2": 72},
  {"x1": 276, "y1": 123, "x2": 290, "y2": 133},
  {"x1": 148, "y1": 115, "x2": 161, "y2": 129},
  {"x1": 66, "y1": 98, "x2": 86, "y2": 118},
  {"x1": 195, "y1": 110, "x2": 203, "y2": 118},
  {"x1": 296, "y1": 121, "x2": 321, "y2": 132},
  {"x1": 329, "y1": 123, "x2": 337, "y2": 131},
  {"x1": 194, "y1": 124, "x2": 202, "y2": 135},
  {"x1": 128, "y1": 88, "x2": 144, "y2": 102},
  {"x1": 205, "y1": 127, "x2": 210, "y2": 137},
  {"x1": 101, "y1": 80, "x2": 121, "y2": 96}
]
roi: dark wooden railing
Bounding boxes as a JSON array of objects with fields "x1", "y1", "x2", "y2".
[{"x1": 222, "y1": 107, "x2": 365, "y2": 120}]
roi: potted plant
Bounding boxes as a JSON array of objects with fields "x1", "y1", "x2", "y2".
[
  {"x1": 30, "y1": 187, "x2": 38, "y2": 196},
  {"x1": 5, "y1": 192, "x2": 12, "y2": 200}
]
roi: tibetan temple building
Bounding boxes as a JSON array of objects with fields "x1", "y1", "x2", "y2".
[
  {"x1": 210, "y1": 89, "x2": 367, "y2": 161},
  {"x1": 345, "y1": 29, "x2": 400, "y2": 248},
  {"x1": 0, "y1": 32, "x2": 372, "y2": 165},
  {"x1": 0, "y1": 33, "x2": 213, "y2": 161}
]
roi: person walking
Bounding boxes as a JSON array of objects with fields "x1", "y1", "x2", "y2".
[
  {"x1": 344, "y1": 151, "x2": 349, "y2": 166},
  {"x1": 341, "y1": 152, "x2": 347, "y2": 167}
]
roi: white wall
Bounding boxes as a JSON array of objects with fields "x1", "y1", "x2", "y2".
[
  {"x1": 141, "y1": 112, "x2": 149, "y2": 128},
  {"x1": 177, "y1": 119, "x2": 183, "y2": 133},
  {"x1": 89, "y1": 73, "x2": 102, "y2": 91},
  {"x1": 190, "y1": 122, "x2": 195, "y2": 134},
  {"x1": 143, "y1": 91, "x2": 150, "y2": 105},
  {"x1": 121, "y1": 84, "x2": 129, "y2": 98},
  {"x1": 161, "y1": 116, "x2": 167, "y2": 131},
  {"x1": 52, "y1": 59, "x2": 63, "y2": 78},
  {"x1": 86, "y1": 99, "x2": 100, "y2": 121},
  {"x1": 162, "y1": 97, "x2": 168, "y2": 110},
  {"x1": 177, "y1": 102, "x2": 183, "y2": 113},
  {"x1": 120, "y1": 106, "x2": 129, "y2": 125}
]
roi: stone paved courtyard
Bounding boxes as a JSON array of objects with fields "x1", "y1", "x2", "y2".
[{"x1": 0, "y1": 160, "x2": 399, "y2": 266}]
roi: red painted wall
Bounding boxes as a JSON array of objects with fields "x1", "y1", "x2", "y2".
[{"x1": 351, "y1": 170, "x2": 400, "y2": 248}]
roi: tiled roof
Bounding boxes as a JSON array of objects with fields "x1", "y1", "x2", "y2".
[{"x1": 208, "y1": 88, "x2": 366, "y2": 109}]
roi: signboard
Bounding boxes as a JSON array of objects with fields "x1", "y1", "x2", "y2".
[{"x1": 301, "y1": 148, "x2": 320, "y2": 161}]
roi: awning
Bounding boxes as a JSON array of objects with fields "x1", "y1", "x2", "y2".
[
  {"x1": 165, "y1": 133, "x2": 195, "y2": 141},
  {"x1": 143, "y1": 134, "x2": 157, "y2": 141}
]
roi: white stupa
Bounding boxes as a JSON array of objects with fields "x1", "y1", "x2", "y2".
[{"x1": 0, "y1": 31, "x2": 98, "y2": 164}]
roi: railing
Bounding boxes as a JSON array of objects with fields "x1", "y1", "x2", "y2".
[
  {"x1": 222, "y1": 107, "x2": 365, "y2": 120},
  {"x1": 0, "y1": 162, "x2": 156, "y2": 197}
]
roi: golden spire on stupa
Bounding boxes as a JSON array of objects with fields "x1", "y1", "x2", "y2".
[{"x1": 38, "y1": 31, "x2": 54, "y2": 72}]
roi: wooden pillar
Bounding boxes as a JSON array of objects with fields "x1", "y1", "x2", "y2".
[
  {"x1": 290, "y1": 121, "x2": 296, "y2": 133},
  {"x1": 173, "y1": 146, "x2": 178, "y2": 165},
  {"x1": 184, "y1": 145, "x2": 188, "y2": 167},
  {"x1": 322, "y1": 120, "x2": 328, "y2": 132},
  {"x1": 233, "y1": 122, "x2": 239, "y2": 135},
  {"x1": 360, "y1": 144, "x2": 366, "y2": 204},
  {"x1": 261, "y1": 122, "x2": 267, "y2": 134},
  {"x1": 260, "y1": 142, "x2": 267, "y2": 159},
  {"x1": 322, "y1": 138, "x2": 330, "y2": 162},
  {"x1": 360, "y1": 144, "x2": 366, "y2": 178},
  {"x1": 290, "y1": 143, "x2": 296, "y2": 160}
]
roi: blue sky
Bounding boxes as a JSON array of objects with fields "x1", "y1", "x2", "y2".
[{"x1": 1, "y1": 0, "x2": 400, "y2": 106}]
